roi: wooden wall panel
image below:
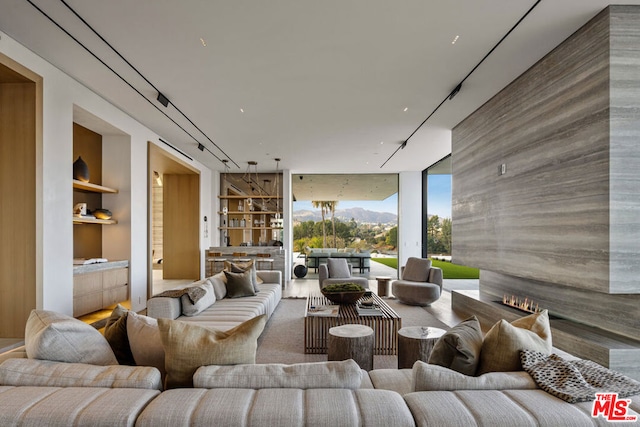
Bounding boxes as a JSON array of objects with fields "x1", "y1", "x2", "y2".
[
  {"x1": 162, "y1": 174, "x2": 200, "y2": 280},
  {"x1": 453, "y1": 7, "x2": 616, "y2": 293},
  {"x1": 0, "y1": 78, "x2": 36, "y2": 337}
]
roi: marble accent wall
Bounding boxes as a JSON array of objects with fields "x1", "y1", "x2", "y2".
[{"x1": 452, "y1": 6, "x2": 640, "y2": 295}]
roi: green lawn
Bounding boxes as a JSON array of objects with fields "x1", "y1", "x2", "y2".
[{"x1": 371, "y1": 257, "x2": 479, "y2": 279}]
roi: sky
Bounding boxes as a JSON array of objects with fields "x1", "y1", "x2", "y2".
[{"x1": 292, "y1": 174, "x2": 452, "y2": 219}]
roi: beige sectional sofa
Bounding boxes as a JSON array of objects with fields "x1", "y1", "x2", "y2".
[{"x1": 2, "y1": 354, "x2": 640, "y2": 426}]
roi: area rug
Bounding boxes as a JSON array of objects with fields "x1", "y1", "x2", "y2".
[{"x1": 256, "y1": 298, "x2": 450, "y2": 369}]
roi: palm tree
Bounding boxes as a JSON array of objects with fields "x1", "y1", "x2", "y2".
[
  {"x1": 328, "y1": 201, "x2": 338, "y2": 248},
  {"x1": 311, "y1": 201, "x2": 328, "y2": 247}
]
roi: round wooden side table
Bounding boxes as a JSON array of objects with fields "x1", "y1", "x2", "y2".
[
  {"x1": 376, "y1": 276, "x2": 391, "y2": 297},
  {"x1": 397, "y1": 326, "x2": 446, "y2": 369},
  {"x1": 328, "y1": 324, "x2": 374, "y2": 371}
]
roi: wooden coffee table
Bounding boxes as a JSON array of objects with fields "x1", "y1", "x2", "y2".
[{"x1": 304, "y1": 293, "x2": 402, "y2": 355}]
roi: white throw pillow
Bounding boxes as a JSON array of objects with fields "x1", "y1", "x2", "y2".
[
  {"x1": 208, "y1": 272, "x2": 227, "y2": 300},
  {"x1": 412, "y1": 361, "x2": 537, "y2": 391},
  {"x1": 181, "y1": 282, "x2": 215, "y2": 316},
  {"x1": 24, "y1": 309, "x2": 117, "y2": 366}
]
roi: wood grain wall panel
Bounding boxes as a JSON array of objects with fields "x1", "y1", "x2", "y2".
[
  {"x1": 163, "y1": 174, "x2": 199, "y2": 280},
  {"x1": 0, "y1": 79, "x2": 37, "y2": 337},
  {"x1": 452, "y1": 7, "x2": 640, "y2": 294},
  {"x1": 609, "y1": 6, "x2": 640, "y2": 293}
]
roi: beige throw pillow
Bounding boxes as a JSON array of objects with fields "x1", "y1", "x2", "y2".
[
  {"x1": 25, "y1": 309, "x2": 117, "y2": 366},
  {"x1": 477, "y1": 309, "x2": 552, "y2": 375},
  {"x1": 126, "y1": 311, "x2": 165, "y2": 378},
  {"x1": 208, "y1": 272, "x2": 227, "y2": 300},
  {"x1": 158, "y1": 314, "x2": 267, "y2": 389}
]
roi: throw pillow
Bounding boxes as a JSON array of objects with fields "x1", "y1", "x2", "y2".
[
  {"x1": 224, "y1": 259, "x2": 263, "y2": 289},
  {"x1": 209, "y1": 272, "x2": 227, "y2": 300},
  {"x1": 104, "y1": 304, "x2": 135, "y2": 365},
  {"x1": 402, "y1": 257, "x2": 431, "y2": 282},
  {"x1": 327, "y1": 258, "x2": 350, "y2": 278},
  {"x1": 428, "y1": 315, "x2": 483, "y2": 376},
  {"x1": 224, "y1": 270, "x2": 257, "y2": 298},
  {"x1": 412, "y1": 361, "x2": 537, "y2": 391},
  {"x1": 477, "y1": 309, "x2": 552, "y2": 375},
  {"x1": 181, "y1": 282, "x2": 215, "y2": 316},
  {"x1": 158, "y1": 314, "x2": 267, "y2": 389},
  {"x1": 193, "y1": 360, "x2": 362, "y2": 389},
  {"x1": 126, "y1": 311, "x2": 165, "y2": 378},
  {"x1": 24, "y1": 309, "x2": 117, "y2": 366}
]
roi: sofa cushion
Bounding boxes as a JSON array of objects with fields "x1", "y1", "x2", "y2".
[
  {"x1": 402, "y1": 257, "x2": 431, "y2": 282},
  {"x1": 181, "y1": 282, "x2": 215, "y2": 316},
  {"x1": 224, "y1": 270, "x2": 257, "y2": 298},
  {"x1": 127, "y1": 312, "x2": 165, "y2": 378},
  {"x1": 104, "y1": 304, "x2": 135, "y2": 365},
  {"x1": 428, "y1": 315, "x2": 483, "y2": 376},
  {"x1": 209, "y1": 272, "x2": 227, "y2": 299},
  {"x1": 412, "y1": 361, "x2": 537, "y2": 391},
  {"x1": 0, "y1": 358, "x2": 162, "y2": 390},
  {"x1": 24, "y1": 309, "x2": 117, "y2": 366},
  {"x1": 477, "y1": 309, "x2": 552, "y2": 375},
  {"x1": 327, "y1": 258, "x2": 350, "y2": 278},
  {"x1": 194, "y1": 360, "x2": 362, "y2": 389},
  {"x1": 158, "y1": 314, "x2": 266, "y2": 389}
]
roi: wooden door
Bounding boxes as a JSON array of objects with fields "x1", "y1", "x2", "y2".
[{"x1": 162, "y1": 174, "x2": 199, "y2": 279}]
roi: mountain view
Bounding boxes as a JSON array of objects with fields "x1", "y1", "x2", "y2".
[{"x1": 293, "y1": 207, "x2": 397, "y2": 225}]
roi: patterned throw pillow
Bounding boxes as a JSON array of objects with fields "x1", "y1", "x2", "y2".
[{"x1": 520, "y1": 349, "x2": 640, "y2": 403}]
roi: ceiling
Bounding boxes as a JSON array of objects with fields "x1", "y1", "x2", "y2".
[{"x1": 1, "y1": 1, "x2": 637, "y2": 179}]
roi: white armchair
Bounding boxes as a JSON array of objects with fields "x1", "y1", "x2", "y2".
[{"x1": 318, "y1": 258, "x2": 369, "y2": 292}]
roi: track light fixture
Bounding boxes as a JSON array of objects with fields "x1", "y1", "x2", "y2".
[
  {"x1": 197, "y1": 143, "x2": 205, "y2": 151},
  {"x1": 157, "y1": 92, "x2": 170, "y2": 107}
]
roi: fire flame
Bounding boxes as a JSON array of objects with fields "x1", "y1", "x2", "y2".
[{"x1": 502, "y1": 294, "x2": 541, "y2": 314}]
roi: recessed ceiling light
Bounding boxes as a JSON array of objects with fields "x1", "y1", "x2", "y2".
[
  {"x1": 403, "y1": 107, "x2": 408, "y2": 112},
  {"x1": 240, "y1": 108, "x2": 244, "y2": 113},
  {"x1": 200, "y1": 38, "x2": 207, "y2": 47},
  {"x1": 451, "y1": 35, "x2": 459, "y2": 45},
  {"x1": 380, "y1": 141, "x2": 384, "y2": 145}
]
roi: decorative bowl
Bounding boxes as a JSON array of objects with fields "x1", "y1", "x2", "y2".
[
  {"x1": 93, "y1": 209, "x2": 112, "y2": 220},
  {"x1": 321, "y1": 283, "x2": 366, "y2": 304}
]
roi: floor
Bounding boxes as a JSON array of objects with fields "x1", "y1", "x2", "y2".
[{"x1": 0, "y1": 259, "x2": 478, "y2": 354}]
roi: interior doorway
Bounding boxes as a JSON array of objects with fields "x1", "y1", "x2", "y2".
[
  {"x1": 148, "y1": 143, "x2": 200, "y2": 296},
  {"x1": 0, "y1": 54, "x2": 41, "y2": 350}
]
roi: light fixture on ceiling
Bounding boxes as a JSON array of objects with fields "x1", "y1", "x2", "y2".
[
  {"x1": 157, "y1": 92, "x2": 170, "y2": 108},
  {"x1": 200, "y1": 37, "x2": 207, "y2": 47},
  {"x1": 451, "y1": 35, "x2": 460, "y2": 45},
  {"x1": 240, "y1": 108, "x2": 245, "y2": 113},
  {"x1": 197, "y1": 143, "x2": 205, "y2": 151},
  {"x1": 153, "y1": 171, "x2": 162, "y2": 186},
  {"x1": 403, "y1": 107, "x2": 408, "y2": 112}
]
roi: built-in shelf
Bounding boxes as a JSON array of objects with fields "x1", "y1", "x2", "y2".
[
  {"x1": 218, "y1": 211, "x2": 280, "y2": 215},
  {"x1": 220, "y1": 226, "x2": 282, "y2": 230},
  {"x1": 73, "y1": 217, "x2": 117, "y2": 225},
  {"x1": 72, "y1": 179, "x2": 118, "y2": 194}
]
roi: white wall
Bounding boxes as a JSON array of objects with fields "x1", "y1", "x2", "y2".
[
  {"x1": 0, "y1": 31, "x2": 213, "y2": 315},
  {"x1": 398, "y1": 171, "x2": 422, "y2": 270}
]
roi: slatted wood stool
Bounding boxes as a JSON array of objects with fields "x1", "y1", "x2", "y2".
[
  {"x1": 328, "y1": 324, "x2": 374, "y2": 371},
  {"x1": 206, "y1": 251, "x2": 226, "y2": 275},
  {"x1": 255, "y1": 253, "x2": 274, "y2": 270}
]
